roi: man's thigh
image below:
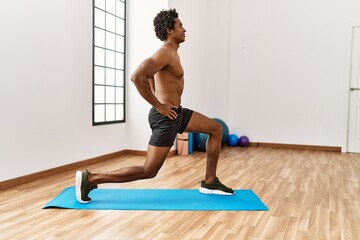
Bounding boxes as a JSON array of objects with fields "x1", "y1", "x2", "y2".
[
  {"x1": 184, "y1": 111, "x2": 219, "y2": 134},
  {"x1": 144, "y1": 145, "x2": 171, "y2": 172}
]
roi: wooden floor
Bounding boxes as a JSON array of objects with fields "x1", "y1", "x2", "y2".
[{"x1": 1, "y1": 147, "x2": 360, "y2": 240}]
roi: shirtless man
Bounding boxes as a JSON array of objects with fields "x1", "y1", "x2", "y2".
[{"x1": 76, "y1": 9, "x2": 234, "y2": 203}]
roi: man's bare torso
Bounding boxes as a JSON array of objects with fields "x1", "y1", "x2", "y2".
[{"x1": 152, "y1": 44, "x2": 184, "y2": 107}]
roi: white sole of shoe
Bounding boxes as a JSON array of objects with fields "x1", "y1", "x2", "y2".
[
  {"x1": 199, "y1": 187, "x2": 235, "y2": 196},
  {"x1": 75, "y1": 170, "x2": 90, "y2": 204}
]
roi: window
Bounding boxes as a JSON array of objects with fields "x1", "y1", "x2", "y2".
[{"x1": 93, "y1": 0, "x2": 126, "y2": 125}]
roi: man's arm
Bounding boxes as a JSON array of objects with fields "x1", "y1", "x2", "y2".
[
  {"x1": 131, "y1": 58, "x2": 161, "y2": 108},
  {"x1": 131, "y1": 49, "x2": 178, "y2": 119},
  {"x1": 148, "y1": 77, "x2": 155, "y2": 95}
]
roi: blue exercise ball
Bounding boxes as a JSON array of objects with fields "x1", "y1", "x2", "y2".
[
  {"x1": 193, "y1": 132, "x2": 208, "y2": 151},
  {"x1": 238, "y1": 135, "x2": 250, "y2": 147},
  {"x1": 212, "y1": 118, "x2": 229, "y2": 146},
  {"x1": 227, "y1": 134, "x2": 238, "y2": 146}
]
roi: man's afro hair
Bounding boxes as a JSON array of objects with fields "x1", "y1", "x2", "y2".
[{"x1": 153, "y1": 9, "x2": 178, "y2": 41}]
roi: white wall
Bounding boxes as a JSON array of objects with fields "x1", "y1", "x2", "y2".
[
  {"x1": 2, "y1": 0, "x2": 359, "y2": 181},
  {"x1": 170, "y1": 0, "x2": 360, "y2": 151},
  {"x1": 0, "y1": 0, "x2": 130, "y2": 181},
  {"x1": 227, "y1": 0, "x2": 357, "y2": 149}
]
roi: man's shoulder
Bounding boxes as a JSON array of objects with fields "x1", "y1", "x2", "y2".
[
  {"x1": 152, "y1": 45, "x2": 177, "y2": 63},
  {"x1": 157, "y1": 44, "x2": 177, "y2": 55}
]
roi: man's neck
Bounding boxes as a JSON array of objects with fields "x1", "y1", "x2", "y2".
[{"x1": 164, "y1": 40, "x2": 180, "y2": 50}]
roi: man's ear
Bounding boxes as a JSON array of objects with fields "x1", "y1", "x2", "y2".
[{"x1": 166, "y1": 27, "x2": 172, "y2": 36}]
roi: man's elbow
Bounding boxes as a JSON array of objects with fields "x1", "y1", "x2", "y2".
[
  {"x1": 130, "y1": 73, "x2": 137, "y2": 83},
  {"x1": 131, "y1": 73, "x2": 144, "y2": 87}
]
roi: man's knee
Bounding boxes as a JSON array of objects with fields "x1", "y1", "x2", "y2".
[
  {"x1": 143, "y1": 168, "x2": 159, "y2": 179},
  {"x1": 212, "y1": 121, "x2": 223, "y2": 137}
]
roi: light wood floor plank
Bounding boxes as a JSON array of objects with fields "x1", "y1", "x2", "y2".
[{"x1": 1, "y1": 147, "x2": 360, "y2": 239}]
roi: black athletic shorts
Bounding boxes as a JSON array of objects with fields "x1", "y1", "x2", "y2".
[{"x1": 148, "y1": 106, "x2": 193, "y2": 147}]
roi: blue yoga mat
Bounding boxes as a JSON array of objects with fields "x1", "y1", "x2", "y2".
[{"x1": 43, "y1": 186, "x2": 268, "y2": 211}]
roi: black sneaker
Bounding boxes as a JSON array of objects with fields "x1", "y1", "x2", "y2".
[
  {"x1": 199, "y1": 177, "x2": 235, "y2": 195},
  {"x1": 75, "y1": 170, "x2": 98, "y2": 203}
]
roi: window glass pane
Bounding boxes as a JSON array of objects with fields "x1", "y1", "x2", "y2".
[
  {"x1": 106, "y1": 104, "x2": 115, "y2": 121},
  {"x1": 116, "y1": 18, "x2": 125, "y2": 35},
  {"x1": 94, "y1": 28, "x2": 105, "y2": 47},
  {"x1": 94, "y1": 105, "x2": 105, "y2": 122},
  {"x1": 115, "y1": 70, "x2": 124, "y2": 86},
  {"x1": 106, "y1": 31, "x2": 115, "y2": 50},
  {"x1": 94, "y1": 0, "x2": 105, "y2": 10},
  {"x1": 94, "y1": 47, "x2": 105, "y2": 66},
  {"x1": 106, "y1": 50, "x2": 115, "y2": 68},
  {"x1": 106, "y1": 68, "x2": 115, "y2": 86},
  {"x1": 116, "y1": 1, "x2": 125, "y2": 18},
  {"x1": 115, "y1": 104, "x2": 124, "y2": 121},
  {"x1": 116, "y1": 35, "x2": 124, "y2": 52},
  {"x1": 106, "y1": 0, "x2": 116, "y2": 15},
  {"x1": 115, "y1": 87, "x2": 124, "y2": 103},
  {"x1": 116, "y1": 52, "x2": 124, "y2": 69},
  {"x1": 95, "y1": 86, "x2": 105, "y2": 103},
  {"x1": 106, "y1": 13, "x2": 115, "y2": 32},
  {"x1": 106, "y1": 86, "x2": 115, "y2": 103},
  {"x1": 94, "y1": 66, "x2": 105, "y2": 84},
  {"x1": 95, "y1": 8, "x2": 105, "y2": 29}
]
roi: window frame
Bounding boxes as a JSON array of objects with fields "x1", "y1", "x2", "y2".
[{"x1": 92, "y1": 0, "x2": 126, "y2": 126}]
